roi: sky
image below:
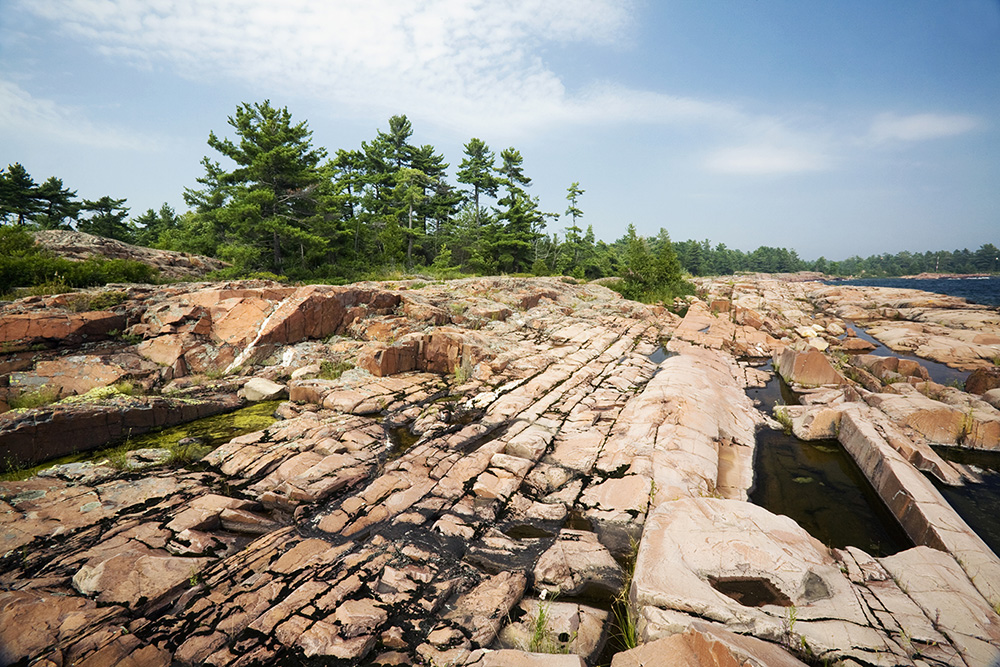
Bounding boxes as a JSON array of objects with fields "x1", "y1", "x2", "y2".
[{"x1": 1, "y1": 0, "x2": 998, "y2": 261}]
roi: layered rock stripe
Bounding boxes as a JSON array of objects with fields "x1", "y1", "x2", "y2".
[{"x1": 0, "y1": 275, "x2": 998, "y2": 666}]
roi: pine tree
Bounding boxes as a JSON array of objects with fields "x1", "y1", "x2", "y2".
[
  {"x1": 78, "y1": 196, "x2": 131, "y2": 242},
  {"x1": 34, "y1": 177, "x2": 81, "y2": 229},
  {"x1": 0, "y1": 163, "x2": 40, "y2": 225},
  {"x1": 456, "y1": 138, "x2": 497, "y2": 226},
  {"x1": 185, "y1": 100, "x2": 330, "y2": 275},
  {"x1": 131, "y1": 203, "x2": 180, "y2": 247}
]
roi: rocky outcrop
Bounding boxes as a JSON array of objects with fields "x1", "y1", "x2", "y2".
[
  {"x1": 2, "y1": 275, "x2": 1000, "y2": 666},
  {"x1": 809, "y1": 284, "x2": 1000, "y2": 370},
  {"x1": 0, "y1": 310, "x2": 126, "y2": 352},
  {"x1": 33, "y1": 229, "x2": 229, "y2": 279}
]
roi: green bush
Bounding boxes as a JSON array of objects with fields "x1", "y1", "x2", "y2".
[{"x1": 0, "y1": 254, "x2": 158, "y2": 295}]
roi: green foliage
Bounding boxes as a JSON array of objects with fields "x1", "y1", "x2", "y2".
[
  {"x1": 183, "y1": 100, "x2": 333, "y2": 276},
  {"x1": 774, "y1": 407, "x2": 794, "y2": 435},
  {"x1": 606, "y1": 224, "x2": 693, "y2": 306},
  {"x1": 456, "y1": 137, "x2": 498, "y2": 225},
  {"x1": 611, "y1": 539, "x2": 640, "y2": 652},
  {"x1": 0, "y1": 245, "x2": 159, "y2": 296},
  {"x1": 525, "y1": 592, "x2": 573, "y2": 654},
  {"x1": 63, "y1": 290, "x2": 128, "y2": 312},
  {"x1": 9, "y1": 386, "x2": 60, "y2": 410},
  {"x1": 78, "y1": 196, "x2": 131, "y2": 242},
  {"x1": 318, "y1": 360, "x2": 353, "y2": 380}
]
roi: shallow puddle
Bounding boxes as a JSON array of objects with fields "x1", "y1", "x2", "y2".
[
  {"x1": 750, "y1": 429, "x2": 912, "y2": 555},
  {"x1": 386, "y1": 424, "x2": 420, "y2": 460},
  {"x1": 647, "y1": 346, "x2": 677, "y2": 364}
]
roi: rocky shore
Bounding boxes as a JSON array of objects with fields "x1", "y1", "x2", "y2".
[{"x1": 1, "y1": 274, "x2": 999, "y2": 666}]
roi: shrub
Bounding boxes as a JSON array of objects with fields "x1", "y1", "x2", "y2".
[
  {"x1": 319, "y1": 360, "x2": 353, "y2": 380},
  {"x1": 9, "y1": 386, "x2": 60, "y2": 410},
  {"x1": 0, "y1": 252, "x2": 159, "y2": 295}
]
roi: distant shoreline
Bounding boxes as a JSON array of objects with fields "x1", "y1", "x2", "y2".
[{"x1": 896, "y1": 272, "x2": 993, "y2": 280}]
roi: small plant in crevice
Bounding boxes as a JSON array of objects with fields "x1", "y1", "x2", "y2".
[
  {"x1": 523, "y1": 589, "x2": 573, "y2": 654},
  {"x1": 958, "y1": 407, "x2": 975, "y2": 444},
  {"x1": 773, "y1": 407, "x2": 794, "y2": 435},
  {"x1": 319, "y1": 359, "x2": 353, "y2": 381},
  {"x1": 453, "y1": 358, "x2": 472, "y2": 385},
  {"x1": 783, "y1": 603, "x2": 797, "y2": 637},
  {"x1": 610, "y1": 539, "x2": 640, "y2": 652}
]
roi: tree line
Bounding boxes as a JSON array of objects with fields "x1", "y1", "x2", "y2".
[{"x1": 1, "y1": 100, "x2": 996, "y2": 292}]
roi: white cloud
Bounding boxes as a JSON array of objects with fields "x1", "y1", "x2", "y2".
[
  {"x1": 869, "y1": 112, "x2": 982, "y2": 143},
  {"x1": 19, "y1": 0, "x2": 640, "y2": 135},
  {"x1": 0, "y1": 78, "x2": 156, "y2": 150},
  {"x1": 13, "y1": 0, "x2": 981, "y2": 180},
  {"x1": 704, "y1": 143, "x2": 831, "y2": 175}
]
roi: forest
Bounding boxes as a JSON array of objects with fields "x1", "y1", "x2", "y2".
[{"x1": 1, "y1": 100, "x2": 997, "y2": 296}]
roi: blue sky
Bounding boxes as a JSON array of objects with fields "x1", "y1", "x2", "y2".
[{"x1": 1, "y1": 0, "x2": 997, "y2": 260}]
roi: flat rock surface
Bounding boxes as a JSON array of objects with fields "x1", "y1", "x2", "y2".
[{"x1": 1, "y1": 275, "x2": 999, "y2": 666}]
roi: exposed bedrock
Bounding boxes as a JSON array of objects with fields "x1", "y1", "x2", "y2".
[{"x1": 1, "y1": 275, "x2": 999, "y2": 665}]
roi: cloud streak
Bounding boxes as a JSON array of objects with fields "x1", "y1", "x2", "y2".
[
  {"x1": 869, "y1": 112, "x2": 982, "y2": 143},
  {"x1": 0, "y1": 78, "x2": 156, "y2": 151}
]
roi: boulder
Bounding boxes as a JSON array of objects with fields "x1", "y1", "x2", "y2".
[
  {"x1": 984, "y1": 388, "x2": 1000, "y2": 410},
  {"x1": 0, "y1": 311, "x2": 126, "y2": 351},
  {"x1": 498, "y1": 599, "x2": 608, "y2": 661},
  {"x1": 239, "y1": 377, "x2": 288, "y2": 402},
  {"x1": 0, "y1": 589, "x2": 124, "y2": 666},
  {"x1": 865, "y1": 392, "x2": 966, "y2": 443},
  {"x1": 72, "y1": 547, "x2": 211, "y2": 606},
  {"x1": 839, "y1": 337, "x2": 876, "y2": 352},
  {"x1": 773, "y1": 347, "x2": 844, "y2": 388},
  {"x1": 0, "y1": 393, "x2": 241, "y2": 466},
  {"x1": 443, "y1": 570, "x2": 527, "y2": 646},
  {"x1": 610, "y1": 623, "x2": 808, "y2": 667},
  {"x1": 966, "y1": 368, "x2": 1000, "y2": 395}
]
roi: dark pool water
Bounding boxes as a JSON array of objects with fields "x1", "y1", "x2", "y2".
[
  {"x1": 747, "y1": 369, "x2": 912, "y2": 555},
  {"x1": 847, "y1": 323, "x2": 969, "y2": 387},
  {"x1": 930, "y1": 447, "x2": 1000, "y2": 557}
]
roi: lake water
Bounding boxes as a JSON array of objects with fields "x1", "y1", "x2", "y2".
[
  {"x1": 929, "y1": 447, "x2": 1000, "y2": 558},
  {"x1": 829, "y1": 276, "x2": 1000, "y2": 307}
]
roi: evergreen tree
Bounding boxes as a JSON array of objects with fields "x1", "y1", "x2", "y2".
[
  {"x1": 651, "y1": 228, "x2": 683, "y2": 286},
  {"x1": 494, "y1": 148, "x2": 542, "y2": 272},
  {"x1": 557, "y1": 182, "x2": 586, "y2": 274},
  {"x1": 456, "y1": 138, "x2": 497, "y2": 225},
  {"x1": 331, "y1": 148, "x2": 366, "y2": 255},
  {"x1": 0, "y1": 163, "x2": 40, "y2": 225},
  {"x1": 564, "y1": 182, "x2": 584, "y2": 225},
  {"x1": 185, "y1": 100, "x2": 331, "y2": 275},
  {"x1": 78, "y1": 196, "x2": 131, "y2": 242},
  {"x1": 132, "y1": 203, "x2": 180, "y2": 247},
  {"x1": 34, "y1": 177, "x2": 81, "y2": 229},
  {"x1": 393, "y1": 167, "x2": 430, "y2": 268}
]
